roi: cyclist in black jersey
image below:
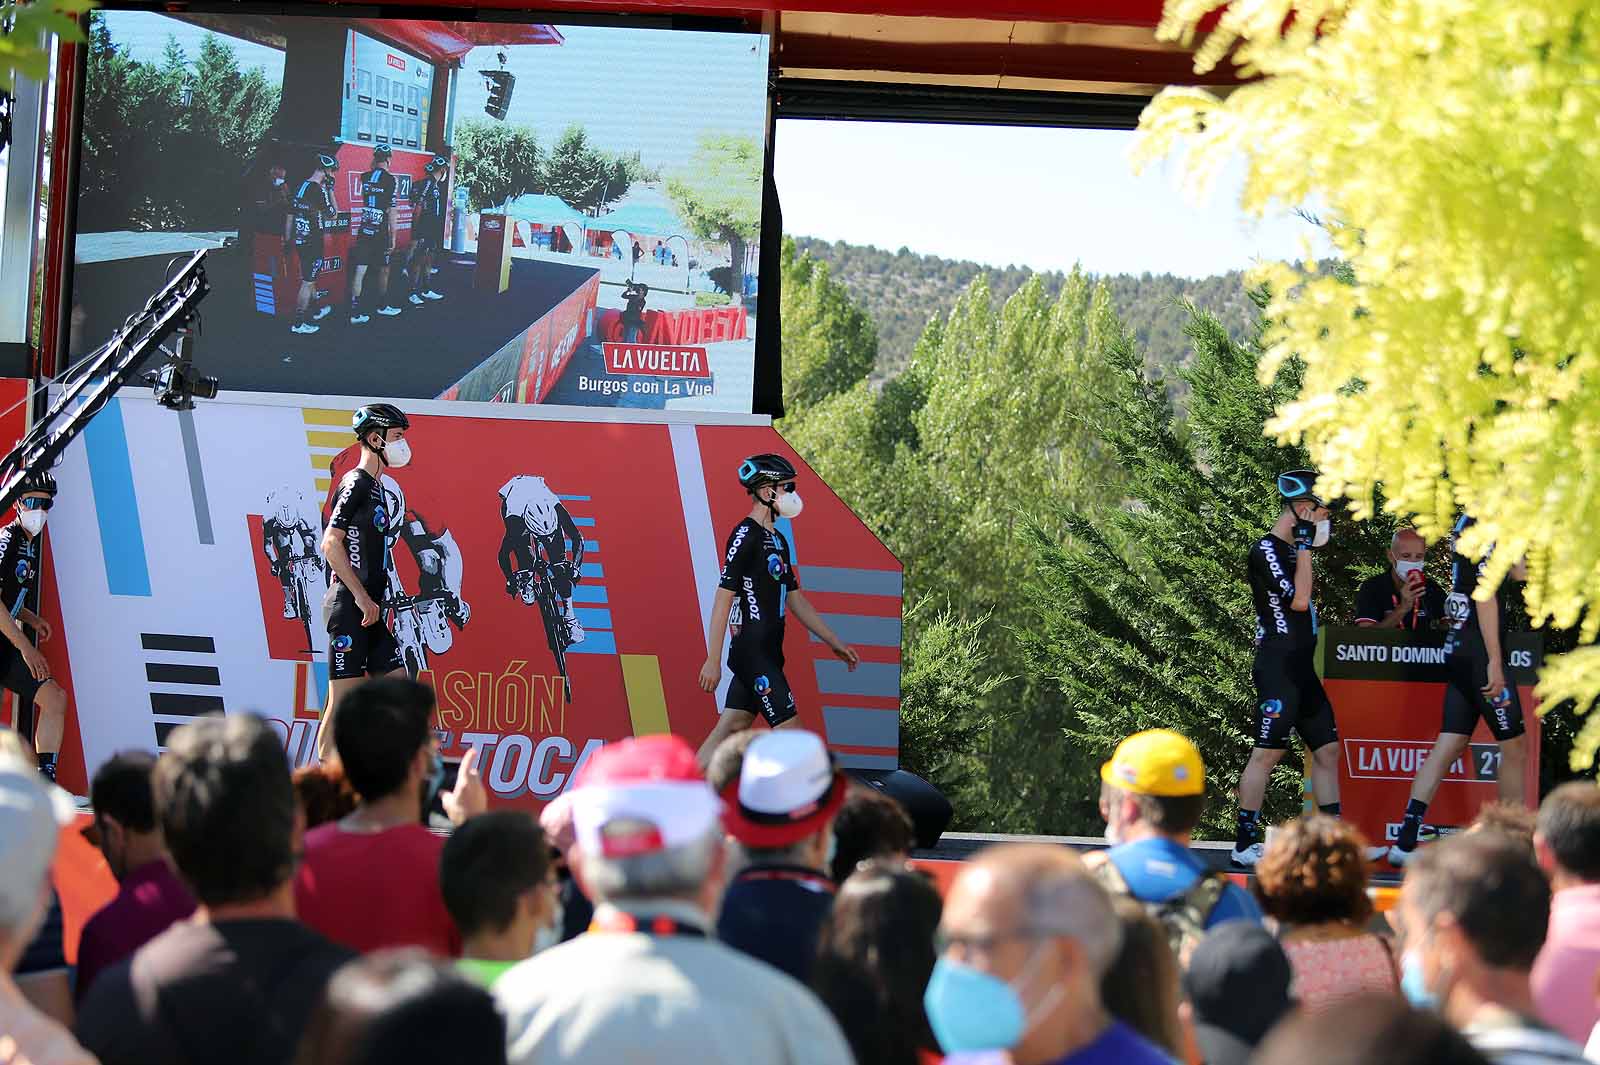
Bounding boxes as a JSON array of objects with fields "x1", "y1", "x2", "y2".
[
  {"x1": 497, "y1": 474, "x2": 585, "y2": 645},
  {"x1": 348, "y1": 145, "x2": 403, "y2": 326},
  {"x1": 1231, "y1": 469, "x2": 1348, "y2": 869},
  {"x1": 404, "y1": 155, "x2": 448, "y2": 306},
  {"x1": 0, "y1": 471, "x2": 78, "y2": 798},
  {"x1": 1386, "y1": 515, "x2": 1530, "y2": 866},
  {"x1": 262, "y1": 488, "x2": 321, "y2": 618},
  {"x1": 694, "y1": 453, "x2": 860, "y2": 769},
  {"x1": 287, "y1": 153, "x2": 339, "y2": 336},
  {"x1": 316, "y1": 402, "x2": 412, "y2": 761}
]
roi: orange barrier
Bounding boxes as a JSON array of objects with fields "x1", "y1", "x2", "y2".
[{"x1": 51, "y1": 816, "x2": 117, "y2": 965}]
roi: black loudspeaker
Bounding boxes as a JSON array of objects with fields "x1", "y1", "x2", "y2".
[{"x1": 845, "y1": 768, "x2": 953, "y2": 850}]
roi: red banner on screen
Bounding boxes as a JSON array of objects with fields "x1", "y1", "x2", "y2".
[{"x1": 602, "y1": 343, "x2": 712, "y2": 379}]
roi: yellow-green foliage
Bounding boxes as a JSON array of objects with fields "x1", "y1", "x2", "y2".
[{"x1": 1135, "y1": 1, "x2": 1600, "y2": 765}]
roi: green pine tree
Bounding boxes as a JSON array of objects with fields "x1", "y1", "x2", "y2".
[{"x1": 1016, "y1": 301, "x2": 1396, "y2": 838}]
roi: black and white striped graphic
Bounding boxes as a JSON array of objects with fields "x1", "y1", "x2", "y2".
[{"x1": 141, "y1": 633, "x2": 224, "y2": 747}]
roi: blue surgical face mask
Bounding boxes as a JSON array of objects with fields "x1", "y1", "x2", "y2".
[
  {"x1": 1401, "y1": 950, "x2": 1438, "y2": 1010},
  {"x1": 923, "y1": 946, "x2": 1062, "y2": 1054}
]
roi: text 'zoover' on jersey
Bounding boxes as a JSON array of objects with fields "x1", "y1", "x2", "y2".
[
  {"x1": 0, "y1": 522, "x2": 39, "y2": 619},
  {"x1": 327, "y1": 469, "x2": 400, "y2": 604},
  {"x1": 718, "y1": 518, "x2": 799, "y2": 649},
  {"x1": 1248, "y1": 534, "x2": 1317, "y2": 649}
]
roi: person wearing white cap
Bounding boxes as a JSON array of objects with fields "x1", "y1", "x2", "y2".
[
  {"x1": 717, "y1": 730, "x2": 847, "y2": 983},
  {"x1": 0, "y1": 752, "x2": 96, "y2": 1065},
  {"x1": 495, "y1": 734, "x2": 852, "y2": 1065}
]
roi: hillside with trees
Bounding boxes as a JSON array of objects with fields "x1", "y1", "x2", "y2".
[{"x1": 791, "y1": 236, "x2": 1260, "y2": 392}]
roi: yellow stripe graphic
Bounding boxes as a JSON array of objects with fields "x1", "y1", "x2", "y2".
[
  {"x1": 303, "y1": 408, "x2": 354, "y2": 425},
  {"x1": 305, "y1": 430, "x2": 354, "y2": 449},
  {"x1": 620, "y1": 654, "x2": 671, "y2": 737}
]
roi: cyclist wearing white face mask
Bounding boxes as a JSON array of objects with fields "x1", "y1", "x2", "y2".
[
  {"x1": 1355, "y1": 526, "x2": 1447, "y2": 631},
  {"x1": 0, "y1": 471, "x2": 78, "y2": 799},
  {"x1": 1231, "y1": 469, "x2": 1346, "y2": 869},
  {"x1": 317, "y1": 402, "x2": 412, "y2": 762},
  {"x1": 694, "y1": 453, "x2": 860, "y2": 769}
]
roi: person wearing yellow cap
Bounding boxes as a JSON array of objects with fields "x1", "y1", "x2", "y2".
[{"x1": 1090, "y1": 730, "x2": 1262, "y2": 956}]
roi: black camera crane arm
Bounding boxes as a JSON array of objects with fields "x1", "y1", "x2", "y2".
[{"x1": 0, "y1": 249, "x2": 210, "y2": 518}]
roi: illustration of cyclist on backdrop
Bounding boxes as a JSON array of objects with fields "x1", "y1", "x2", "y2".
[
  {"x1": 0, "y1": 471, "x2": 82, "y2": 803},
  {"x1": 1230, "y1": 469, "x2": 1353, "y2": 869},
  {"x1": 498, "y1": 475, "x2": 585, "y2": 697},
  {"x1": 262, "y1": 487, "x2": 323, "y2": 651},
  {"x1": 1385, "y1": 514, "x2": 1530, "y2": 866},
  {"x1": 695, "y1": 453, "x2": 860, "y2": 769}
]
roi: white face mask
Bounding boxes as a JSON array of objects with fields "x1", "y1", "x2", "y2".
[
  {"x1": 533, "y1": 897, "x2": 564, "y2": 954},
  {"x1": 272, "y1": 177, "x2": 286, "y2": 187},
  {"x1": 1395, "y1": 559, "x2": 1425, "y2": 580},
  {"x1": 382, "y1": 437, "x2": 412, "y2": 469},
  {"x1": 18, "y1": 510, "x2": 46, "y2": 536},
  {"x1": 1312, "y1": 519, "x2": 1331, "y2": 548},
  {"x1": 774, "y1": 490, "x2": 803, "y2": 519}
]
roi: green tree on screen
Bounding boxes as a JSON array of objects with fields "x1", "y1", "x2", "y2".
[
  {"x1": 667, "y1": 134, "x2": 760, "y2": 297},
  {"x1": 453, "y1": 119, "x2": 541, "y2": 213},
  {"x1": 539, "y1": 124, "x2": 632, "y2": 215}
]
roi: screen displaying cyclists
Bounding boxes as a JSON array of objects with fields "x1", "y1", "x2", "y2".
[
  {"x1": 404, "y1": 155, "x2": 448, "y2": 307},
  {"x1": 348, "y1": 146, "x2": 403, "y2": 326},
  {"x1": 498, "y1": 475, "x2": 584, "y2": 701},
  {"x1": 695, "y1": 453, "x2": 860, "y2": 768},
  {"x1": 288, "y1": 154, "x2": 339, "y2": 336}
]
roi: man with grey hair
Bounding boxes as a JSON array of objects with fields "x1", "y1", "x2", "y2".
[
  {"x1": 0, "y1": 751, "x2": 95, "y2": 1065},
  {"x1": 495, "y1": 734, "x2": 852, "y2": 1065},
  {"x1": 924, "y1": 843, "x2": 1172, "y2": 1065}
]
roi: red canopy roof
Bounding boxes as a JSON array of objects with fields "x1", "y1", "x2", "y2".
[{"x1": 356, "y1": 19, "x2": 564, "y2": 65}]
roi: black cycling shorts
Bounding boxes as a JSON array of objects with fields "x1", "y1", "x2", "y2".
[
  {"x1": 324, "y1": 587, "x2": 402, "y2": 681},
  {"x1": 412, "y1": 226, "x2": 442, "y2": 253},
  {"x1": 295, "y1": 244, "x2": 323, "y2": 281},
  {"x1": 352, "y1": 236, "x2": 391, "y2": 269},
  {"x1": 0, "y1": 644, "x2": 42, "y2": 737},
  {"x1": 726, "y1": 641, "x2": 797, "y2": 728},
  {"x1": 1441, "y1": 647, "x2": 1525, "y2": 741},
  {"x1": 1251, "y1": 644, "x2": 1338, "y2": 752}
]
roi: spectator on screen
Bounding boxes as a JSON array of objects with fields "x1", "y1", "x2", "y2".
[
  {"x1": 0, "y1": 752, "x2": 93, "y2": 1065},
  {"x1": 1253, "y1": 815, "x2": 1398, "y2": 1010},
  {"x1": 77, "y1": 750, "x2": 196, "y2": 1003},
  {"x1": 1092, "y1": 730, "x2": 1261, "y2": 961},
  {"x1": 294, "y1": 949, "x2": 506, "y2": 1065},
  {"x1": 925, "y1": 843, "x2": 1169, "y2": 1065},
  {"x1": 1533, "y1": 783, "x2": 1600, "y2": 1044},
  {"x1": 1181, "y1": 921, "x2": 1295, "y2": 1065},
  {"x1": 495, "y1": 734, "x2": 852, "y2": 1065},
  {"x1": 811, "y1": 859, "x2": 944, "y2": 1065},
  {"x1": 1397, "y1": 832, "x2": 1586, "y2": 1064},
  {"x1": 76, "y1": 714, "x2": 353, "y2": 1065},
  {"x1": 440, "y1": 811, "x2": 559, "y2": 989},
  {"x1": 294, "y1": 677, "x2": 460, "y2": 956},
  {"x1": 828, "y1": 783, "x2": 916, "y2": 884},
  {"x1": 1355, "y1": 527, "x2": 1447, "y2": 630},
  {"x1": 1100, "y1": 896, "x2": 1183, "y2": 1058},
  {"x1": 1255, "y1": 994, "x2": 1490, "y2": 1065},
  {"x1": 717, "y1": 731, "x2": 846, "y2": 983}
]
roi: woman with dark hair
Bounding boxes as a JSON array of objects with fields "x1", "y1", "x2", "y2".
[
  {"x1": 1254, "y1": 814, "x2": 1399, "y2": 1011},
  {"x1": 1101, "y1": 895, "x2": 1184, "y2": 1057},
  {"x1": 295, "y1": 949, "x2": 505, "y2": 1065},
  {"x1": 811, "y1": 860, "x2": 944, "y2": 1065}
]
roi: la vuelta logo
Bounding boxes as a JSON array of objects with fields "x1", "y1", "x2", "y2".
[{"x1": 1345, "y1": 739, "x2": 1473, "y2": 782}]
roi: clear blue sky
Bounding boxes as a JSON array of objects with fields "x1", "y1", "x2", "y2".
[
  {"x1": 96, "y1": 12, "x2": 767, "y2": 172},
  {"x1": 774, "y1": 120, "x2": 1329, "y2": 280}
]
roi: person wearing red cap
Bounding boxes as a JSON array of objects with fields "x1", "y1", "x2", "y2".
[
  {"x1": 495, "y1": 734, "x2": 852, "y2": 1065},
  {"x1": 717, "y1": 730, "x2": 847, "y2": 983}
]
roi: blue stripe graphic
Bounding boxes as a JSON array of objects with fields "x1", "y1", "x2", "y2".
[
  {"x1": 580, "y1": 562, "x2": 604, "y2": 579},
  {"x1": 574, "y1": 607, "x2": 613, "y2": 630},
  {"x1": 573, "y1": 585, "x2": 609, "y2": 604},
  {"x1": 566, "y1": 630, "x2": 617, "y2": 654},
  {"x1": 573, "y1": 517, "x2": 596, "y2": 527},
  {"x1": 83, "y1": 399, "x2": 152, "y2": 596},
  {"x1": 312, "y1": 660, "x2": 330, "y2": 704},
  {"x1": 583, "y1": 539, "x2": 600, "y2": 553},
  {"x1": 815, "y1": 660, "x2": 901, "y2": 698},
  {"x1": 803, "y1": 567, "x2": 903, "y2": 597},
  {"x1": 558, "y1": 495, "x2": 592, "y2": 502}
]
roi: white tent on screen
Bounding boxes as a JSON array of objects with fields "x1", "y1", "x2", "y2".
[
  {"x1": 590, "y1": 200, "x2": 694, "y2": 286},
  {"x1": 502, "y1": 193, "x2": 589, "y2": 256}
]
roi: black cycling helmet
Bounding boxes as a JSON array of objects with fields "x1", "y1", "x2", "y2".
[
  {"x1": 1277, "y1": 468, "x2": 1323, "y2": 506},
  {"x1": 316, "y1": 152, "x2": 339, "y2": 172},
  {"x1": 18, "y1": 469, "x2": 56, "y2": 497},
  {"x1": 372, "y1": 145, "x2": 392, "y2": 164},
  {"x1": 738, "y1": 453, "x2": 797, "y2": 493},
  {"x1": 352, "y1": 403, "x2": 409, "y2": 440},
  {"x1": 426, "y1": 155, "x2": 448, "y2": 173}
]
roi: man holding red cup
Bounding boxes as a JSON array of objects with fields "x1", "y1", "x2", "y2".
[{"x1": 1354, "y1": 527, "x2": 1447, "y2": 631}]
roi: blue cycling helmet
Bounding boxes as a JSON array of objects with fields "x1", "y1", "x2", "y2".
[{"x1": 1277, "y1": 468, "x2": 1323, "y2": 506}]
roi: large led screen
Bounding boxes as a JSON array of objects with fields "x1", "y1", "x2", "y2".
[{"x1": 72, "y1": 11, "x2": 771, "y2": 413}]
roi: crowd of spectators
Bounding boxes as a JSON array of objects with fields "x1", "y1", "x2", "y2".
[{"x1": 6, "y1": 684, "x2": 1600, "y2": 1065}]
